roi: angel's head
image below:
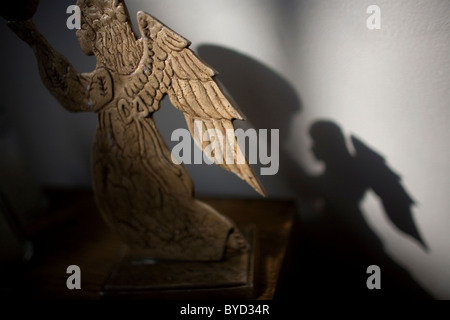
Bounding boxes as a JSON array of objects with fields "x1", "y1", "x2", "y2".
[
  {"x1": 75, "y1": 0, "x2": 143, "y2": 74},
  {"x1": 309, "y1": 120, "x2": 349, "y2": 163}
]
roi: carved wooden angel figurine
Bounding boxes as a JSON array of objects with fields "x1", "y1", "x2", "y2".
[{"x1": 8, "y1": 0, "x2": 265, "y2": 261}]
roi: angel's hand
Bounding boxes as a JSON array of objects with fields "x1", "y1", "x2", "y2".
[
  {"x1": 0, "y1": 0, "x2": 39, "y2": 21},
  {"x1": 8, "y1": 20, "x2": 38, "y2": 46}
]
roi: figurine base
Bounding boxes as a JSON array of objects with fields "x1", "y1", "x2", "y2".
[{"x1": 100, "y1": 225, "x2": 258, "y2": 299}]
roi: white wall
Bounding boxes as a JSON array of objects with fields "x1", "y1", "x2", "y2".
[
  {"x1": 1, "y1": 0, "x2": 449, "y2": 298},
  {"x1": 286, "y1": 0, "x2": 450, "y2": 299}
]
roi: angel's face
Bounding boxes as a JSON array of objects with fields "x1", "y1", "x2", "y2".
[{"x1": 76, "y1": 14, "x2": 96, "y2": 56}]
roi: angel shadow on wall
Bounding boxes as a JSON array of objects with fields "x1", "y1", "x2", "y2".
[
  {"x1": 305, "y1": 120, "x2": 427, "y2": 251},
  {"x1": 198, "y1": 45, "x2": 431, "y2": 298},
  {"x1": 296, "y1": 120, "x2": 431, "y2": 298}
]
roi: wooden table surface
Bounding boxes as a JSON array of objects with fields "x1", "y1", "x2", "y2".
[{"x1": 7, "y1": 190, "x2": 296, "y2": 300}]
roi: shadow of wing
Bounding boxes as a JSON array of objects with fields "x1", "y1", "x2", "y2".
[{"x1": 351, "y1": 136, "x2": 427, "y2": 250}]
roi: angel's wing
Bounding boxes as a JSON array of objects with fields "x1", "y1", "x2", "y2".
[
  {"x1": 134, "y1": 11, "x2": 265, "y2": 196},
  {"x1": 351, "y1": 136, "x2": 427, "y2": 249}
]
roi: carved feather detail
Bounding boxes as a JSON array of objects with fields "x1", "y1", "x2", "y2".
[{"x1": 131, "y1": 11, "x2": 266, "y2": 196}]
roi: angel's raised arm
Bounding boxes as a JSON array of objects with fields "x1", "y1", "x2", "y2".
[{"x1": 8, "y1": 20, "x2": 112, "y2": 113}]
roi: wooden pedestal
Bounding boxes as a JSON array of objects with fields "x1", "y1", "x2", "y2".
[
  {"x1": 12, "y1": 190, "x2": 296, "y2": 300},
  {"x1": 101, "y1": 226, "x2": 258, "y2": 299}
]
